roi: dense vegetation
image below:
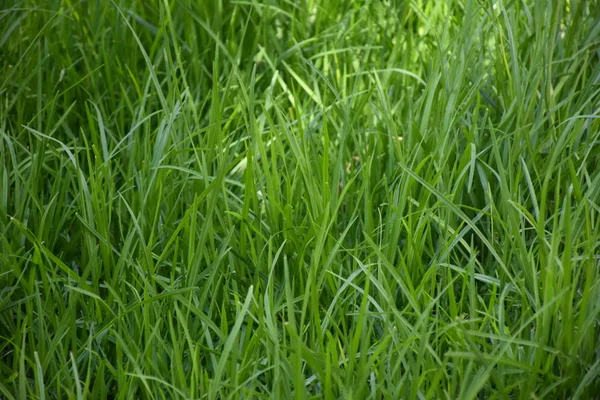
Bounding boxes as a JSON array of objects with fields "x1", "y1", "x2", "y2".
[{"x1": 1, "y1": 0, "x2": 599, "y2": 398}]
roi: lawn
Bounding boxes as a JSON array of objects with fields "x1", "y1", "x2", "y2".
[{"x1": 1, "y1": 0, "x2": 599, "y2": 398}]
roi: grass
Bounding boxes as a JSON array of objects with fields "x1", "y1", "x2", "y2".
[{"x1": 0, "y1": 0, "x2": 599, "y2": 398}]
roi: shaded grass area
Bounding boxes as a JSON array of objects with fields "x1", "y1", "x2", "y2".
[{"x1": 1, "y1": 0, "x2": 599, "y2": 398}]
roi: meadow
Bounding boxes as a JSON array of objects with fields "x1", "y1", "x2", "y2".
[{"x1": 1, "y1": 0, "x2": 599, "y2": 398}]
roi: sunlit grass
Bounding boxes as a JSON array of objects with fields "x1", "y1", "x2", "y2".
[{"x1": 1, "y1": 0, "x2": 599, "y2": 398}]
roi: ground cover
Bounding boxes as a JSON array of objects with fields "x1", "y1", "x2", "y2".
[{"x1": 1, "y1": 0, "x2": 599, "y2": 398}]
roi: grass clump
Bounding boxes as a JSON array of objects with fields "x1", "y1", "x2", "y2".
[{"x1": 1, "y1": 0, "x2": 599, "y2": 398}]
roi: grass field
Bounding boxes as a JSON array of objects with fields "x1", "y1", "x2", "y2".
[{"x1": 1, "y1": 0, "x2": 599, "y2": 398}]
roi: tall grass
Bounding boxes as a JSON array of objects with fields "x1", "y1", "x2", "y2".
[{"x1": 1, "y1": 0, "x2": 599, "y2": 398}]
